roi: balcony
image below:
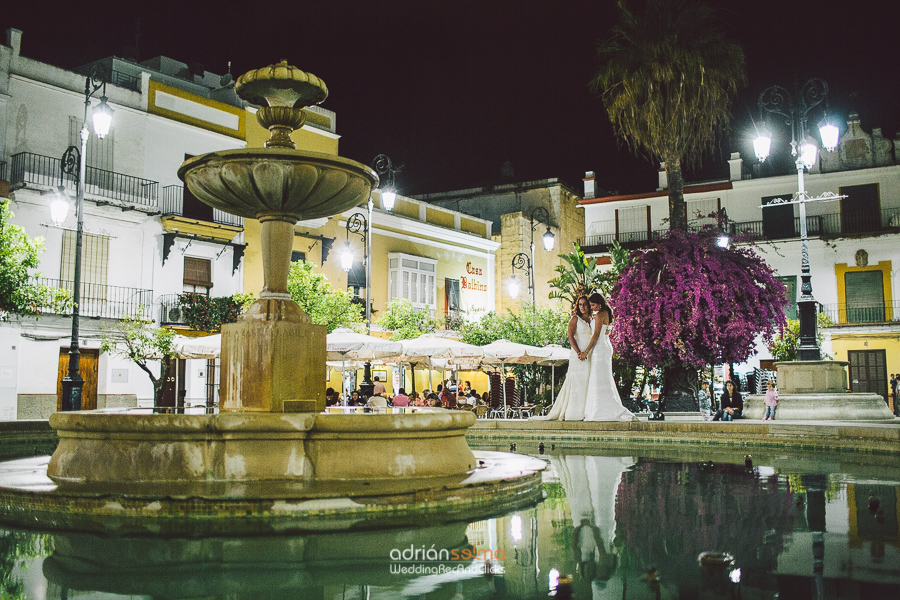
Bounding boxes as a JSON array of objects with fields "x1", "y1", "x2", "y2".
[
  {"x1": 580, "y1": 207, "x2": 900, "y2": 253},
  {"x1": 9, "y1": 152, "x2": 158, "y2": 211},
  {"x1": 33, "y1": 278, "x2": 153, "y2": 320},
  {"x1": 159, "y1": 294, "x2": 190, "y2": 325},
  {"x1": 161, "y1": 185, "x2": 242, "y2": 227},
  {"x1": 821, "y1": 301, "x2": 899, "y2": 325}
]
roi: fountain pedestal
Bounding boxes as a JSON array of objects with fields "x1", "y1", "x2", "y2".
[
  {"x1": 744, "y1": 360, "x2": 895, "y2": 421},
  {"x1": 220, "y1": 298, "x2": 325, "y2": 413}
]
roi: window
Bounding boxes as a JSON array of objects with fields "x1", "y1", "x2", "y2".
[
  {"x1": 388, "y1": 253, "x2": 436, "y2": 308},
  {"x1": 616, "y1": 205, "x2": 648, "y2": 242},
  {"x1": 184, "y1": 257, "x2": 213, "y2": 294},
  {"x1": 839, "y1": 183, "x2": 880, "y2": 234},
  {"x1": 445, "y1": 278, "x2": 461, "y2": 314},
  {"x1": 776, "y1": 276, "x2": 797, "y2": 320},
  {"x1": 761, "y1": 195, "x2": 795, "y2": 240},
  {"x1": 845, "y1": 270, "x2": 884, "y2": 323},
  {"x1": 182, "y1": 154, "x2": 214, "y2": 221},
  {"x1": 348, "y1": 260, "x2": 366, "y2": 298},
  {"x1": 69, "y1": 116, "x2": 113, "y2": 172},
  {"x1": 61, "y1": 231, "x2": 108, "y2": 301},
  {"x1": 686, "y1": 197, "x2": 718, "y2": 229},
  {"x1": 291, "y1": 251, "x2": 306, "y2": 263}
]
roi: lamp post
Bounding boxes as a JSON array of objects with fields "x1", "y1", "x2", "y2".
[
  {"x1": 510, "y1": 252, "x2": 532, "y2": 301},
  {"x1": 755, "y1": 78, "x2": 841, "y2": 361},
  {"x1": 528, "y1": 207, "x2": 555, "y2": 306},
  {"x1": 52, "y1": 65, "x2": 114, "y2": 412},
  {"x1": 341, "y1": 211, "x2": 371, "y2": 395}
]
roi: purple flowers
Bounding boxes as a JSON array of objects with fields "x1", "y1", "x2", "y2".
[{"x1": 611, "y1": 230, "x2": 787, "y2": 369}]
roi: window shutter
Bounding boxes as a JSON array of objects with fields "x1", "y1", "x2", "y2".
[{"x1": 184, "y1": 257, "x2": 213, "y2": 287}]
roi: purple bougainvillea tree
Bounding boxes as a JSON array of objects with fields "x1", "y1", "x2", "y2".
[{"x1": 610, "y1": 229, "x2": 787, "y2": 409}]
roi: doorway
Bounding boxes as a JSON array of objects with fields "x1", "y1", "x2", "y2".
[
  {"x1": 56, "y1": 348, "x2": 99, "y2": 411},
  {"x1": 848, "y1": 350, "x2": 888, "y2": 403}
]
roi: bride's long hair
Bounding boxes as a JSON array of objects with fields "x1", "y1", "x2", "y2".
[
  {"x1": 588, "y1": 292, "x2": 614, "y2": 322},
  {"x1": 572, "y1": 295, "x2": 591, "y2": 321}
]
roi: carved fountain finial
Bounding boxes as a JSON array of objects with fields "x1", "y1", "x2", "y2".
[{"x1": 235, "y1": 60, "x2": 329, "y2": 148}]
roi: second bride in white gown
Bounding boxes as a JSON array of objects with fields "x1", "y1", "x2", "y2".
[{"x1": 583, "y1": 293, "x2": 635, "y2": 422}]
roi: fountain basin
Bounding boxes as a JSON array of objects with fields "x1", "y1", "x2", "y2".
[{"x1": 48, "y1": 410, "x2": 479, "y2": 485}]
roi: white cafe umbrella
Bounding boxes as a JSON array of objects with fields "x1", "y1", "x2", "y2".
[
  {"x1": 388, "y1": 335, "x2": 484, "y2": 395},
  {"x1": 538, "y1": 343, "x2": 570, "y2": 393},
  {"x1": 326, "y1": 328, "x2": 402, "y2": 402},
  {"x1": 481, "y1": 339, "x2": 553, "y2": 413},
  {"x1": 172, "y1": 334, "x2": 221, "y2": 359}
]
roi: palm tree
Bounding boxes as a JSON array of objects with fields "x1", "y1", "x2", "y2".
[{"x1": 591, "y1": 0, "x2": 746, "y2": 231}]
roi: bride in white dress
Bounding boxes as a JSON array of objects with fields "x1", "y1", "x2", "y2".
[
  {"x1": 583, "y1": 293, "x2": 635, "y2": 422},
  {"x1": 532, "y1": 296, "x2": 593, "y2": 421}
]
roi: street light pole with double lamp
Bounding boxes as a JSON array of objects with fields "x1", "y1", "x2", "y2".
[{"x1": 51, "y1": 64, "x2": 114, "y2": 411}]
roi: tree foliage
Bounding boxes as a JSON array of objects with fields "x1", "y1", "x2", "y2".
[
  {"x1": 548, "y1": 242, "x2": 607, "y2": 305},
  {"x1": 286, "y1": 261, "x2": 364, "y2": 332},
  {"x1": 611, "y1": 230, "x2": 787, "y2": 370},
  {"x1": 458, "y1": 303, "x2": 570, "y2": 402},
  {"x1": 591, "y1": 0, "x2": 745, "y2": 230},
  {"x1": 100, "y1": 309, "x2": 177, "y2": 407},
  {"x1": 767, "y1": 312, "x2": 833, "y2": 362},
  {"x1": 0, "y1": 200, "x2": 70, "y2": 320},
  {"x1": 376, "y1": 297, "x2": 437, "y2": 341}
]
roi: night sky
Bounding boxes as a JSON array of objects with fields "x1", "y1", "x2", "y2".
[{"x1": 3, "y1": 0, "x2": 899, "y2": 196}]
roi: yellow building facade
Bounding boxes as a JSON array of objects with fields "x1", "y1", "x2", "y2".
[{"x1": 241, "y1": 106, "x2": 499, "y2": 397}]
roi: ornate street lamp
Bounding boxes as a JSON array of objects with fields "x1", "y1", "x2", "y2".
[
  {"x1": 755, "y1": 78, "x2": 843, "y2": 361},
  {"x1": 510, "y1": 252, "x2": 532, "y2": 301},
  {"x1": 372, "y1": 154, "x2": 398, "y2": 211},
  {"x1": 342, "y1": 211, "x2": 374, "y2": 395},
  {"x1": 54, "y1": 64, "x2": 113, "y2": 411},
  {"x1": 528, "y1": 207, "x2": 554, "y2": 305}
]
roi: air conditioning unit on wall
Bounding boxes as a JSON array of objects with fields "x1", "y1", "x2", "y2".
[{"x1": 166, "y1": 306, "x2": 184, "y2": 323}]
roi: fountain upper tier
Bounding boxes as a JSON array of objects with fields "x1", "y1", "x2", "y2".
[{"x1": 178, "y1": 149, "x2": 377, "y2": 223}]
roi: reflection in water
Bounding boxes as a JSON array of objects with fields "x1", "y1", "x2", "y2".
[{"x1": 2, "y1": 452, "x2": 899, "y2": 599}]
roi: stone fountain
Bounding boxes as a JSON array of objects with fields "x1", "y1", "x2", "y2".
[{"x1": 0, "y1": 62, "x2": 544, "y2": 534}]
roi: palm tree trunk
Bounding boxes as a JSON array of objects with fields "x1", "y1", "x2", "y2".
[{"x1": 665, "y1": 152, "x2": 687, "y2": 231}]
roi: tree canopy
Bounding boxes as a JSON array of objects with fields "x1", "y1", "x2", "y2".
[
  {"x1": 286, "y1": 261, "x2": 364, "y2": 332},
  {"x1": 100, "y1": 310, "x2": 177, "y2": 407},
  {"x1": 0, "y1": 200, "x2": 70, "y2": 320},
  {"x1": 611, "y1": 230, "x2": 787, "y2": 370},
  {"x1": 375, "y1": 297, "x2": 437, "y2": 341},
  {"x1": 592, "y1": 0, "x2": 745, "y2": 230}
]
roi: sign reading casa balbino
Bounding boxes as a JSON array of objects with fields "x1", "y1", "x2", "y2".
[{"x1": 461, "y1": 262, "x2": 487, "y2": 292}]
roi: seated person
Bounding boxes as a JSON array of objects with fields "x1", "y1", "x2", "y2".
[
  {"x1": 325, "y1": 387, "x2": 339, "y2": 407},
  {"x1": 712, "y1": 381, "x2": 743, "y2": 421},
  {"x1": 367, "y1": 393, "x2": 388, "y2": 408},
  {"x1": 348, "y1": 390, "x2": 362, "y2": 406},
  {"x1": 392, "y1": 388, "x2": 411, "y2": 407}
]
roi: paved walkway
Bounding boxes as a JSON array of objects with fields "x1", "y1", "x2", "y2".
[{"x1": 468, "y1": 413, "x2": 900, "y2": 458}]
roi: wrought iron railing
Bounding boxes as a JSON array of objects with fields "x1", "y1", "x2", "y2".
[
  {"x1": 32, "y1": 278, "x2": 152, "y2": 320},
  {"x1": 75, "y1": 64, "x2": 141, "y2": 92},
  {"x1": 161, "y1": 185, "x2": 243, "y2": 227},
  {"x1": 821, "y1": 301, "x2": 899, "y2": 325},
  {"x1": 580, "y1": 207, "x2": 900, "y2": 251},
  {"x1": 0, "y1": 161, "x2": 7, "y2": 181},
  {"x1": 159, "y1": 293, "x2": 189, "y2": 325},
  {"x1": 9, "y1": 152, "x2": 158, "y2": 210}
]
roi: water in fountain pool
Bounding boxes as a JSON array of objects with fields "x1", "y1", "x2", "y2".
[{"x1": 1, "y1": 445, "x2": 898, "y2": 599}]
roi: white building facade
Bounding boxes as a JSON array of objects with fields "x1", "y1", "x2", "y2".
[
  {"x1": 0, "y1": 29, "x2": 248, "y2": 418},
  {"x1": 581, "y1": 113, "x2": 900, "y2": 402}
]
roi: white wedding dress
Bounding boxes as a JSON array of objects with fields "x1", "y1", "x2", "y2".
[
  {"x1": 532, "y1": 316, "x2": 593, "y2": 421},
  {"x1": 584, "y1": 325, "x2": 635, "y2": 422}
]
